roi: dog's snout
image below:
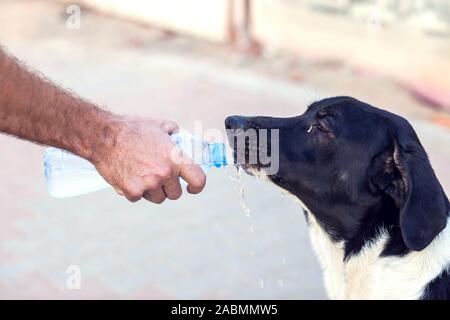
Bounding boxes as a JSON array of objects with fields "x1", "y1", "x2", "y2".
[{"x1": 225, "y1": 116, "x2": 247, "y2": 130}]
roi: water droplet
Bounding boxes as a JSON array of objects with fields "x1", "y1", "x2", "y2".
[
  {"x1": 230, "y1": 166, "x2": 252, "y2": 219},
  {"x1": 258, "y1": 278, "x2": 265, "y2": 289},
  {"x1": 239, "y1": 186, "x2": 252, "y2": 218},
  {"x1": 226, "y1": 165, "x2": 241, "y2": 182},
  {"x1": 278, "y1": 279, "x2": 284, "y2": 288},
  {"x1": 228, "y1": 166, "x2": 255, "y2": 242}
]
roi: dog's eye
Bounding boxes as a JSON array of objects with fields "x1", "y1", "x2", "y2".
[
  {"x1": 316, "y1": 123, "x2": 327, "y2": 132},
  {"x1": 308, "y1": 122, "x2": 329, "y2": 134}
]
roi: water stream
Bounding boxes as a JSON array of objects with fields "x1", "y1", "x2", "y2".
[{"x1": 226, "y1": 165, "x2": 286, "y2": 290}]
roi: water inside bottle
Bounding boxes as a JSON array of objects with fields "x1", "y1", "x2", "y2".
[{"x1": 44, "y1": 148, "x2": 109, "y2": 198}]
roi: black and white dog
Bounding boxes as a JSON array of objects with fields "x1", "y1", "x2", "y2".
[{"x1": 225, "y1": 96, "x2": 450, "y2": 300}]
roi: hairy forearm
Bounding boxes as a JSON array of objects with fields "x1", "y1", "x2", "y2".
[
  {"x1": 0, "y1": 48, "x2": 118, "y2": 161},
  {"x1": 0, "y1": 48, "x2": 207, "y2": 203}
]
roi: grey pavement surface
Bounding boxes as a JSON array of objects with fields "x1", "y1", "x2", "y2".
[{"x1": 0, "y1": 0, "x2": 449, "y2": 299}]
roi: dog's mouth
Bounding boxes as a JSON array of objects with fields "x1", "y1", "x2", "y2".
[
  {"x1": 225, "y1": 115, "x2": 286, "y2": 191},
  {"x1": 225, "y1": 116, "x2": 270, "y2": 177},
  {"x1": 226, "y1": 128, "x2": 259, "y2": 175}
]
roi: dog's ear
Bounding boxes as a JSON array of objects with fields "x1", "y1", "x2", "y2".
[{"x1": 370, "y1": 130, "x2": 447, "y2": 251}]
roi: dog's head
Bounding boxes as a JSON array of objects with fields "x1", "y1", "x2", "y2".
[{"x1": 225, "y1": 96, "x2": 448, "y2": 251}]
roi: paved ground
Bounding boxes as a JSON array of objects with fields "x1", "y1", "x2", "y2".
[{"x1": 0, "y1": 0, "x2": 449, "y2": 299}]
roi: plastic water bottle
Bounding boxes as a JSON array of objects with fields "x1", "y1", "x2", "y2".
[{"x1": 43, "y1": 131, "x2": 227, "y2": 198}]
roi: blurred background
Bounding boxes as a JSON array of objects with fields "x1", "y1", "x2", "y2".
[{"x1": 0, "y1": 0, "x2": 449, "y2": 299}]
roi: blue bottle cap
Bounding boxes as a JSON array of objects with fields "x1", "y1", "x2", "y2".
[{"x1": 208, "y1": 143, "x2": 227, "y2": 168}]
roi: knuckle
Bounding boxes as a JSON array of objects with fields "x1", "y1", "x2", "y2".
[
  {"x1": 156, "y1": 166, "x2": 172, "y2": 180},
  {"x1": 145, "y1": 180, "x2": 160, "y2": 191},
  {"x1": 125, "y1": 187, "x2": 142, "y2": 201}
]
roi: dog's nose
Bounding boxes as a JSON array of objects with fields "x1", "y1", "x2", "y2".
[{"x1": 225, "y1": 116, "x2": 247, "y2": 130}]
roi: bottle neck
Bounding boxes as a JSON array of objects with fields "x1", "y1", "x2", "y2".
[{"x1": 208, "y1": 143, "x2": 228, "y2": 168}]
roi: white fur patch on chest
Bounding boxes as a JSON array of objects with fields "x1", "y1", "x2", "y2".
[
  {"x1": 306, "y1": 212, "x2": 450, "y2": 300},
  {"x1": 307, "y1": 213, "x2": 346, "y2": 299}
]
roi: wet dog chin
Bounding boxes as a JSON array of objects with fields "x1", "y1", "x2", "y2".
[
  {"x1": 231, "y1": 150, "x2": 257, "y2": 174},
  {"x1": 233, "y1": 159, "x2": 271, "y2": 181},
  {"x1": 241, "y1": 164, "x2": 258, "y2": 176},
  {"x1": 230, "y1": 146, "x2": 272, "y2": 181}
]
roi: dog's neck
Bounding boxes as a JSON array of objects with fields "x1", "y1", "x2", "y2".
[
  {"x1": 305, "y1": 207, "x2": 450, "y2": 299},
  {"x1": 296, "y1": 194, "x2": 403, "y2": 258}
]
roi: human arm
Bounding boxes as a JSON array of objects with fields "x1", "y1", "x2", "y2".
[{"x1": 0, "y1": 47, "x2": 206, "y2": 202}]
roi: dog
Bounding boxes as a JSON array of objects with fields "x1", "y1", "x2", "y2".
[{"x1": 225, "y1": 96, "x2": 450, "y2": 300}]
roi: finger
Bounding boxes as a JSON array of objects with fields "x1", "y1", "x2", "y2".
[
  {"x1": 171, "y1": 148, "x2": 206, "y2": 194},
  {"x1": 122, "y1": 179, "x2": 144, "y2": 202},
  {"x1": 142, "y1": 187, "x2": 167, "y2": 204},
  {"x1": 141, "y1": 176, "x2": 167, "y2": 204},
  {"x1": 125, "y1": 192, "x2": 142, "y2": 203},
  {"x1": 162, "y1": 177, "x2": 182, "y2": 200},
  {"x1": 179, "y1": 164, "x2": 206, "y2": 194}
]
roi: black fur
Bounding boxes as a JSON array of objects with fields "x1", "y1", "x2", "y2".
[
  {"x1": 422, "y1": 269, "x2": 450, "y2": 300},
  {"x1": 225, "y1": 96, "x2": 450, "y2": 299}
]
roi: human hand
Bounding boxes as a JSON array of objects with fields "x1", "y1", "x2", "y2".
[{"x1": 92, "y1": 116, "x2": 206, "y2": 203}]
